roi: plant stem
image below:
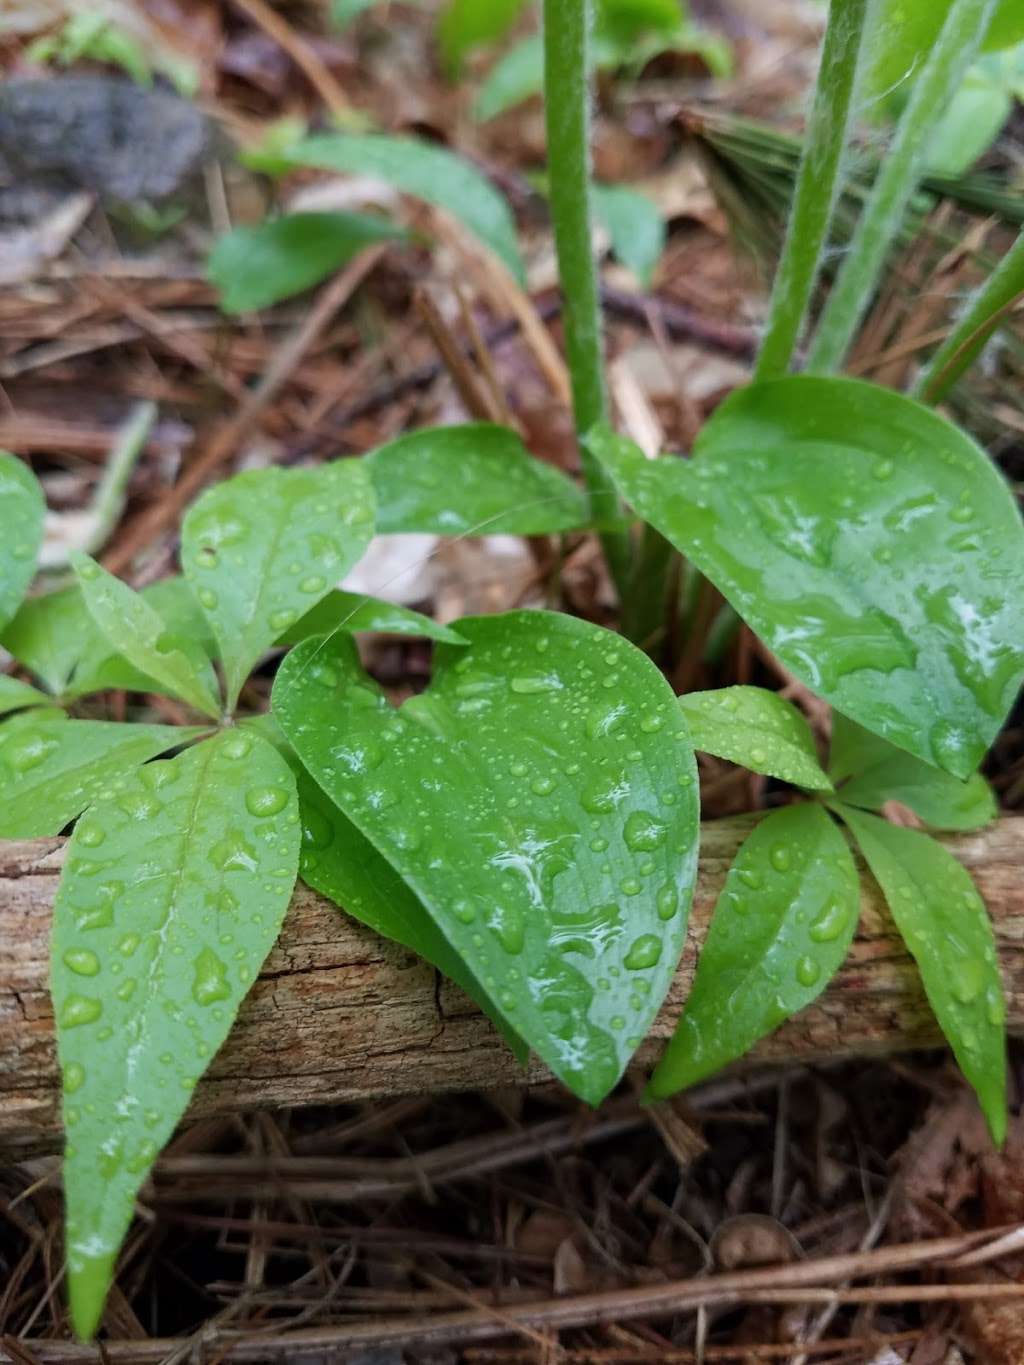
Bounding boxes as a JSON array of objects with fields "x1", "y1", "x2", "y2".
[
  {"x1": 805, "y1": 0, "x2": 999, "y2": 375},
  {"x1": 914, "y1": 228, "x2": 1024, "y2": 404},
  {"x1": 754, "y1": 0, "x2": 873, "y2": 381},
  {"x1": 543, "y1": 0, "x2": 629, "y2": 587}
]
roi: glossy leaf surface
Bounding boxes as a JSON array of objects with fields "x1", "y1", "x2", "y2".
[
  {"x1": 273, "y1": 613, "x2": 700, "y2": 1105},
  {"x1": 53, "y1": 728, "x2": 300, "y2": 1339},
  {"x1": 277, "y1": 590, "x2": 467, "y2": 646},
  {"x1": 830, "y1": 713, "x2": 996, "y2": 831},
  {"x1": 840, "y1": 806, "x2": 1006, "y2": 1142},
  {"x1": 181, "y1": 461, "x2": 375, "y2": 710},
  {"x1": 0, "y1": 718, "x2": 196, "y2": 837},
  {"x1": 0, "y1": 674, "x2": 48, "y2": 716},
  {"x1": 367, "y1": 424, "x2": 590, "y2": 536},
  {"x1": 679, "y1": 687, "x2": 832, "y2": 791},
  {"x1": 294, "y1": 766, "x2": 526, "y2": 1061},
  {"x1": 592, "y1": 184, "x2": 665, "y2": 289},
  {"x1": 649, "y1": 804, "x2": 859, "y2": 1097},
  {"x1": 72, "y1": 556, "x2": 221, "y2": 719},
  {"x1": 587, "y1": 383, "x2": 1024, "y2": 778},
  {"x1": 0, "y1": 452, "x2": 44, "y2": 630},
  {"x1": 209, "y1": 212, "x2": 404, "y2": 314},
  {"x1": 284, "y1": 133, "x2": 525, "y2": 281}
]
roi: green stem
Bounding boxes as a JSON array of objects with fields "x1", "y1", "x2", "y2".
[
  {"x1": 754, "y1": 0, "x2": 873, "y2": 381},
  {"x1": 805, "y1": 0, "x2": 998, "y2": 374},
  {"x1": 543, "y1": 0, "x2": 629, "y2": 588},
  {"x1": 914, "y1": 228, "x2": 1024, "y2": 404}
]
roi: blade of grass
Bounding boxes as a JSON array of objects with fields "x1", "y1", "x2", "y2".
[
  {"x1": 914, "y1": 227, "x2": 1024, "y2": 403},
  {"x1": 806, "y1": 0, "x2": 999, "y2": 374},
  {"x1": 755, "y1": 0, "x2": 874, "y2": 380}
]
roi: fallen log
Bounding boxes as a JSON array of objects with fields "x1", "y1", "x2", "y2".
[{"x1": 3, "y1": 816, "x2": 1023, "y2": 1156}]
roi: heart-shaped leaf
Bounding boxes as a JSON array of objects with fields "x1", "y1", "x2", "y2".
[
  {"x1": 277, "y1": 589, "x2": 468, "y2": 647},
  {"x1": 181, "y1": 461, "x2": 376, "y2": 710},
  {"x1": 72, "y1": 555, "x2": 221, "y2": 719},
  {"x1": 679, "y1": 687, "x2": 832, "y2": 791},
  {"x1": 293, "y1": 765, "x2": 527, "y2": 1061},
  {"x1": 366, "y1": 424, "x2": 591, "y2": 536},
  {"x1": 586, "y1": 382, "x2": 1024, "y2": 778},
  {"x1": 0, "y1": 674, "x2": 48, "y2": 717},
  {"x1": 839, "y1": 805, "x2": 1005, "y2": 1142},
  {"x1": 0, "y1": 452, "x2": 44, "y2": 630},
  {"x1": 283, "y1": 133, "x2": 525, "y2": 282},
  {"x1": 648, "y1": 804, "x2": 859, "y2": 1097},
  {"x1": 273, "y1": 612, "x2": 700, "y2": 1104},
  {"x1": 830, "y1": 713, "x2": 996, "y2": 831},
  {"x1": 209, "y1": 212, "x2": 405, "y2": 314},
  {"x1": 0, "y1": 718, "x2": 201, "y2": 837},
  {"x1": 53, "y1": 728, "x2": 300, "y2": 1339}
]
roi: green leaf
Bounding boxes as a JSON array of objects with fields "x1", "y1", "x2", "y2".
[
  {"x1": 238, "y1": 115, "x2": 309, "y2": 177},
  {"x1": 0, "y1": 674, "x2": 49, "y2": 716},
  {"x1": 0, "y1": 453, "x2": 44, "y2": 630},
  {"x1": 839, "y1": 806, "x2": 1006, "y2": 1142},
  {"x1": 474, "y1": 33, "x2": 544, "y2": 120},
  {"x1": 925, "y1": 70, "x2": 1011, "y2": 176},
  {"x1": 596, "y1": 0, "x2": 688, "y2": 45},
  {"x1": 586, "y1": 382, "x2": 1024, "y2": 779},
  {"x1": 283, "y1": 133, "x2": 525, "y2": 282},
  {"x1": 277, "y1": 590, "x2": 468, "y2": 646},
  {"x1": 648, "y1": 804, "x2": 859, "y2": 1097},
  {"x1": 679, "y1": 686, "x2": 832, "y2": 792},
  {"x1": 208, "y1": 213, "x2": 405, "y2": 315},
  {"x1": 71, "y1": 556, "x2": 221, "y2": 720},
  {"x1": 0, "y1": 718, "x2": 199, "y2": 837},
  {"x1": 367, "y1": 423, "x2": 591, "y2": 535},
  {"x1": 438, "y1": 0, "x2": 526, "y2": 76},
  {"x1": 330, "y1": 0, "x2": 377, "y2": 27},
  {"x1": 2, "y1": 588, "x2": 97, "y2": 695},
  {"x1": 52, "y1": 728, "x2": 300, "y2": 1339},
  {"x1": 293, "y1": 765, "x2": 527, "y2": 1061},
  {"x1": 181, "y1": 462, "x2": 376, "y2": 711},
  {"x1": 67, "y1": 579, "x2": 217, "y2": 700},
  {"x1": 591, "y1": 184, "x2": 665, "y2": 289},
  {"x1": 273, "y1": 613, "x2": 700, "y2": 1105},
  {"x1": 830, "y1": 713, "x2": 996, "y2": 831}
]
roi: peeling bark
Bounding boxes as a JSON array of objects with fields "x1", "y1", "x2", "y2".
[{"x1": 2, "y1": 816, "x2": 1022, "y2": 1156}]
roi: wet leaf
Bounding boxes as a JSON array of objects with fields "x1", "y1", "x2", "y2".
[
  {"x1": 0, "y1": 452, "x2": 44, "y2": 630},
  {"x1": 181, "y1": 462, "x2": 376, "y2": 710},
  {"x1": 679, "y1": 687, "x2": 832, "y2": 792},
  {"x1": 71, "y1": 555, "x2": 221, "y2": 720},
  {"x1": 367, "y1": 424, "x2": 590, "y2": 536},
  {"x1": 839, "y1": 806, "x2": 1006, "y2": 1143},
  {"x1": 586, "y1": 384, "x2": 1024, "y2": 778},
  {"x1": 71, "y1": 578, "x2": 220, "y2": 699},
  {"x1": 283, "y1": 133, "x2": 525, "y2": 282},
  {"x1": 273, "y1": 613, "x2": 700, "y2": 1105},
  {"x1": 0, "y1": 674, "x2": 48, "y2": 716},
  {"x1": 293, "y1": 765, "x2": 527, "y2": 1062},
  {"x1": 830, "y1": 713, "x2": 996, "y2": 831},
  {"x1": 592, "y1": 184, "x2": 665, "y2": 289},
  {"x1": 648, "y1": 804, "x2": 859, "y2": 1097},
  {"x1": 52, "y1": 728, "x2": 300, "y2": 1339},
  {"x1": 209, "y1": 212, "x2": 405, "y2": 314},
  {"x1": 277, "y1": 589, "x2": 468, "y2": 646},
  {"x1": 0, "y1": 718, "x2": 199, "y2": 837}
]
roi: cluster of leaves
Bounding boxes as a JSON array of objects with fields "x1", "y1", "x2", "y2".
[
  {"x1": 4, "y1": 0, "x2": 1024, "y2": 1346},
  {"x1": 25, "y1": 11, "x2": 199, "y2": 96}
]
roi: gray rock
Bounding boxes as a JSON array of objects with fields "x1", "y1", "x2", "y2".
[{"x1": 0, "y1": 76, "x2": 209, "y2": 202}]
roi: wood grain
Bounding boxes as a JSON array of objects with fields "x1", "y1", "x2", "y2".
[{"x1": 3, "y1": 816, "x2": 1023, "y2": 1156}]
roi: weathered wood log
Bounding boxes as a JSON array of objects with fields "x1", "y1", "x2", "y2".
[{"x1": 3, "y1": 817, "x2": 1023, "y2": 1156}]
